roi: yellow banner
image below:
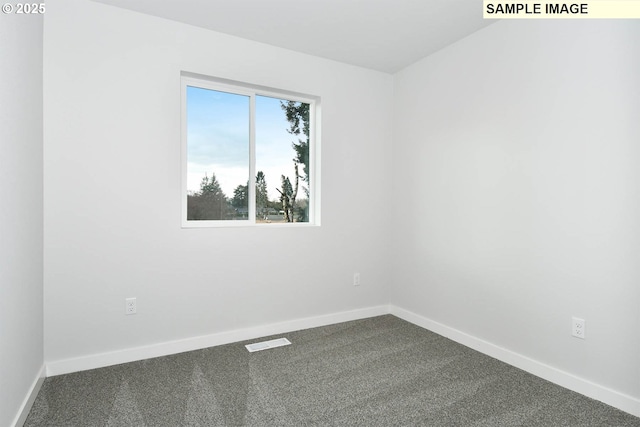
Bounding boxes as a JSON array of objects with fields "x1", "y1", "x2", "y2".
[{"x1": 483, "y1": 1, "x2": 640, "y2": 18}]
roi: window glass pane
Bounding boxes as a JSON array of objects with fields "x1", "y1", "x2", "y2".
[
  {"x1": 186, "y1": 86, "x2": 249, "y2": 220},
  {"x1": 256, "y1": 96, "x2": 310, "y2": 223}
]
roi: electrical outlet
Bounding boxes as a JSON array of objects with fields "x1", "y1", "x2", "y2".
[
  {"x1": 125, "y1": 297, "x2": 137, "y2": 315},
  {"x1": 353, "y1": 272, "x2": 361, "y2": 286},
  {"x1": 572, "y1": 317, "x2": 585, "y2": 339}
]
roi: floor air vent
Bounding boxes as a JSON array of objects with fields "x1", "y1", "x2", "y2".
[{"x1": 245, "y1": 338, "x2": 292, "y2": 352}]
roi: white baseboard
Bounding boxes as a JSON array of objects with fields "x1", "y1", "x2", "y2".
[
  {"x1": 45, "y1": 305, "x2": 389, "y2": 377},
  {"x1": 389, "y1": 305, "x2": 640, "y2": 418},
  {"x1": 44, "y1": 304, "x2": 640, "y2": 418},
  {"x1": 12, "y1": 365, "x2": 45, "y2": 427}
]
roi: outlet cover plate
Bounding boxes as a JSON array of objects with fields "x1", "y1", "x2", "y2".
[
  {"x1": 126, "y1": 297, "x2": 137, "y2": 315},
  {"x1": 572, "y1": 317, "x2": 585, "y2": 339}
]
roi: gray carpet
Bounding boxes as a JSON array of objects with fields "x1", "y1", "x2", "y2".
[{"x1": 24, "y1": 315, "x2": 640, "y2": 426}]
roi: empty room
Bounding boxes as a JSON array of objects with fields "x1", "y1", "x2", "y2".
[{"x1": 2, "y1": 0, "x2": 639, "y2": 425}]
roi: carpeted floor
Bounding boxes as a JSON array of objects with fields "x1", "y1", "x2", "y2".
[{"x1": 24, "y1": 315, "x2": 640, "y2": 426}]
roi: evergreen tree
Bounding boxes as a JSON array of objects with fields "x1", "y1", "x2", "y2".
[
  {"x1": 256, "y1": 171, "x2": 269, "y2": 219},
  {"x1": 281, "y1": 100, "x2": 310, "y2": 185},
  {"x1": 280, "y1": 100, "x2": 310, "y2": 221},
  {"x1": 231, "y1": 184, "x2": 248, "y2": 209},
  {"x1": 187, "y1": 172, "x2": 230, "y2": 220},
  {"x1": 277, "y1": 173, "x2": 295, "y2": 222}
]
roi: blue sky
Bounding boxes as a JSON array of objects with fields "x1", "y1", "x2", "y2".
[{"x1": 186, "y1": 86, "x2": 302, "y2": 201}]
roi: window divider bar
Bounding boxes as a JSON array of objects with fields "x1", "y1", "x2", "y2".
[{"x1": 248, "y1": 94, "x2": 256, "y2": 223}]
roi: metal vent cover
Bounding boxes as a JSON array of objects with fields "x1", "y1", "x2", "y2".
[{"x1": 245, "y1": 337, "x2": 292, "y2": 352}]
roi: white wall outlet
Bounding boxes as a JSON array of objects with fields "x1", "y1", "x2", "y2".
[
  {"x1": 353, "y1": 272, "x2": 361, "y2": 286},
  {"x1": 572, "y1": 317, "x2": 585, "y2": 339},
  {"x1": 125, "y1": 297, "x2": 137, "y2": 315}
]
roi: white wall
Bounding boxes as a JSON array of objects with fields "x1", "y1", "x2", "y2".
[
  {"x1": 0, "y1": 11, "x2": 44, "y2": 427},
  {"x1": 392, "y1": 20, "x2": 640, "y2": 409},
  {"x1": 44, "y1": 0, "x2": 392, "y2": 367}
]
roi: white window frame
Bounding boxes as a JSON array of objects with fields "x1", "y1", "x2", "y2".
[{"x1": 181, "y1": 72, "x2": 321, "y2": 228}]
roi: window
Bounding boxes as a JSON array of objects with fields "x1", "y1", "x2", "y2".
[{"x1": 181, "y1": 74, "x2": 320, "y2": 227}]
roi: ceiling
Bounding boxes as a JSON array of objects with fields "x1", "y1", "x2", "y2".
[{"x1": 90, "y1": 0, "x2": 495, "y2": 74}]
